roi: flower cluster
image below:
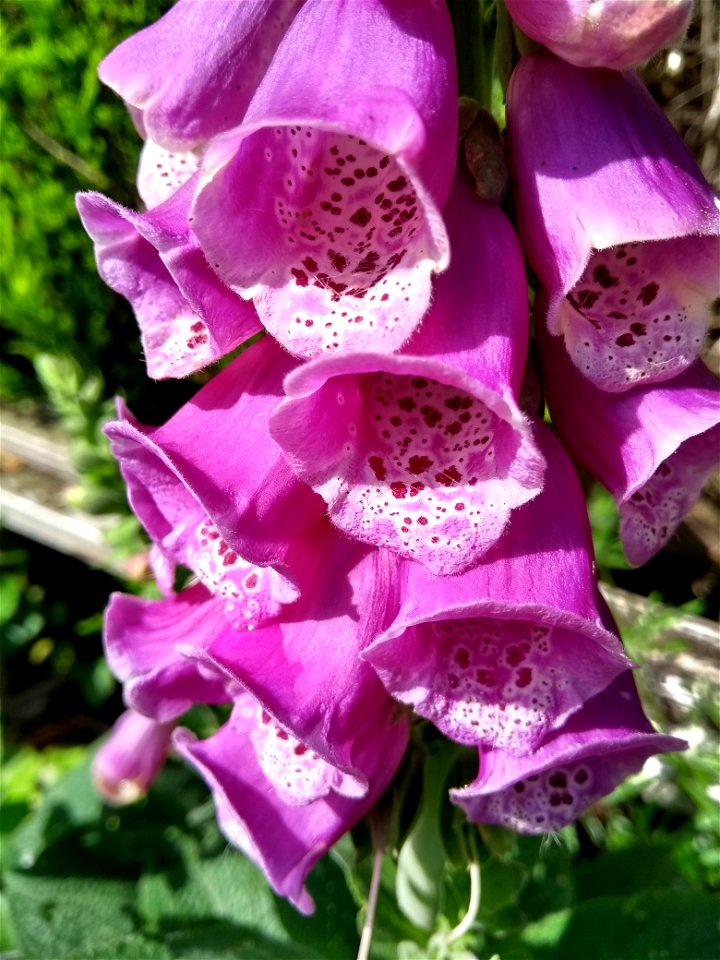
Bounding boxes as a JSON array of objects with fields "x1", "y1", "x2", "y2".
[{"x1": 80, "y1": 0, "x2": 717, "y2": 914}]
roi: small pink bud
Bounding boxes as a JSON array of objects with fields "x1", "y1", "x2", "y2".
[{"x1": 92, "y1": 710, "x2": 174, "y2": 805}]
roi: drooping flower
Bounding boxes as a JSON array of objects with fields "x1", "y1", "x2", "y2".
[
  {"x1": 104, "y1": 335, "x2": 324, "y2": 591},
  {"x1": 504, "y1": 0, "x2": 693, "y2": 71},
  {"x1": 364, "y1": 420, "x2": 631, "y2": 754},
  {"x1": 506, "y1": 52, "x2": 719, "y2": 564},
  {"x1": 103, "y1": 450, "x2": 409, "y2": 915},
  {"x1": 451, "y1": 672, "x2": 686, "y2": 833},
  {"x1": 537, "y1": 304, "x2": 720, "y2": 566},
  {"x1": 91, "y1": 709, "x2": 175, "y2": 805},
  {"x1": 192, "y1": 529, "x2": 409, "y2": 783},
  {"x1": 507, "y1": 53, "x2": 719, "y2": 395},
  {"x1": 190, "y1": 0, "x2": 457, "y2": 358},
  {"x1": 98, "y1": 0, "x2": 302, "y2": 152},
  {"x1": 174, "y1": 688, "x2": 407, "y2": 915},
  {"x1": 76, "y1": 182, "x2": 262, "y2": 379},
  {"x1": 269, "y1": 174, "x2": 544, "y2": 574}
]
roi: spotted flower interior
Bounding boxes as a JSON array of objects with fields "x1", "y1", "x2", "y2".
[
  {"x1": 250, "y1": 705, "x2": 363, "y2": 806},
  {"x1": 273, "y1": 369, "x2": 534, "y2": 575},
  {"x1": 367, "y1": 614, "x2": 628, "y2": 754},
  {"x1": 558, "y1": 237, "x2": 713, "y2": 393},
  {"x1": 193, "y1": 126, "x2": 447, "y2": 358}
]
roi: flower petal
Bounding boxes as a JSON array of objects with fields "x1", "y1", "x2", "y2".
[
  {"x1": 104, "y1": 338, "x2": 326, "y2": 591},
  {"x1": 76, "y1": 186, "x2": 261, "y2": 378},
  {"x1": 270, "y1": 178, "x2": 544, "y2": 573},
  {"x1": 365, "y1": 421, "x2": 630, "y2": 753},
  {"x1": 504, "y1": 0, "x2": 693, "y2": 70},
  {"x1": 92, "y1": 710, "x2": 175, "y2": 805},
  {"x1": 508, "y1": 54, "x2": 719, "y2": 392},
  {"x1": 451, "y1": 672, "x2": 686, "y2": 833},
  {"x1": 104, "y1": 585, "x2": 231, "y2": 722},
  {"x1": 539, "y1": 299, "x2": 720, "y2": 566},
  {"x1": 191, "y1": 0, "x2": 456, "y2": 358},
  {"x1": 98, "y1": 0, "x2": 302, "y2": 150},
  {"x1": 174, "y1": 693, "x2": 407, "y2": 914},
  {"x1": 199, "y1": 530, "x2": 406, "y2": 788}
]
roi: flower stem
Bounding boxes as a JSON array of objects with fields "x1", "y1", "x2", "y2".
[
  {"x1": 357, "y1": 846, "x2": 384, "y2": 960},
  {"x1": 446, "y1": 835, "x2": 481, "y2": 945}
]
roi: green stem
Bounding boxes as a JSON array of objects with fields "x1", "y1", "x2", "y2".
[{"x1": 448, "y1": 0, "x2": 494, "y2": 109}]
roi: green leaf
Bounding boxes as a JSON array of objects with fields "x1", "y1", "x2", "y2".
[
  {"x1": 2, "y1": 752, "x2": 361, "y2": 959},
  {"x1": 523, "y1": 891, "x2": 720, "y2": 959}
]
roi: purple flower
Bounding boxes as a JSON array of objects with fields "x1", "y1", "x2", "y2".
[
  {"x1": 98, "y1": 0, "x2": 302, "y2": 152},
  {"x1": 507, "y1": 54, "x2": 719, "y2": 395},
  {"x1": 104, "y1": 584, "x2": 234, "y2": 722},
  {"x1": 364, "y1": 421, "x2": 631, "y2": 753},
  {"x1": 104, "y1": 336, "x2": 324, "y2": 592},
  {"x1": 538, "y1": 307, "x2": 720, "y2": 565},
  {"x1": 190, "y1": 0, "x2": 457, "y2": 358},
  {"x1": 269, "y1": 174, "x2": 545, "y2": 574},
  {"x1": 451, "y1": 672, "x2": 686, "y2": 833},
  {"x1": 174, "y1": 690, "x2": 407, "y2": 915},
  {"x1": 507, "y1": 53, "x2": 719, "y2": 563},
  {"x1": 76, "y1": 183, "x2": 262, "y2": 379},
  {"x1": 92, "y1": 709, "x2": 175, "y2": 805},
  {"x1": 504, "y1": 0, "x2": 693, "y2": 70}
]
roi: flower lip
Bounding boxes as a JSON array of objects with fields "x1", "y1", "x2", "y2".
[
  {"x1": 271, "y1": 351, "x2": 543, "y2": 575},
  {"x1": 189, "y1": 0, "x2": 457, "y2": 358},
  {"x1": 192, "y1": 116, "x2": 450, "y2": 359},
  {"x1": 450, "y1": 672, "x2": 687, "y2": 833},
  {"x1": 507, "y1": 54, "x2": 720, "y2": 376}
]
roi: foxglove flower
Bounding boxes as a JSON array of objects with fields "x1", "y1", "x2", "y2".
[
  {"x1": 92, "y1": 709, "x2": 175, "y2": 805},
  {"x1": 76, "y1": 182, "x2": 262, "y2": 379},
  {"x1": 504, "y1": 0, "x2": 692, "y2": 70},
  {"x1": 98, "y1": 0, "x2": 302, "y2": 152},
  {"x1": 104, "y1": 336, "x2": 324, "y2": 591},
  {"x1": 104, "y1": 546, "x2": 408, "y2": 913},
  {"x1": 175, "y1": 690, "x2": 407, "y2": 915},
  {"x1": 508, "y1": 53, "x2": 719, "y2": 395},
  {"x1": 364, "y1": 421, "x2": 631, "y2": 754},
  {"x1": 270, "y1": 175, "x2": 545, "y2": 574},
  {"x1": 191, "y1": 0, "x2": 457, "y2": 358},
  {"x1": 105, "y1": 584, "x2": 235, "y2": 722},
  {"x1": 451, "y1": 672, "x2": 686, "y2": 833},
  {"x1": 538, "y1": 306, "x2": 720, "y2": 566},
  {"x1": 195, "y1": 530, "x2": 409, "y2": 784}
]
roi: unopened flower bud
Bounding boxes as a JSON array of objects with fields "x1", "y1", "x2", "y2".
[
  {"x1": 505, "y1": 0, "x2": 693, "y2": 70},
  {"x1": 92, "y1": 710, "x2": 174, "y2": 805}
]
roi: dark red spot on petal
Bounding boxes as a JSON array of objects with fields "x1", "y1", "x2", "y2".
[
  {"x1": 408, "y1": 455, "x2": 433, "y2": 474},
  {"x1": 637, "y1": 282, "x2": 658, "y2": 306},
  {"x1": 368, "y1": 455, "x2": 387, "y2": 481}
]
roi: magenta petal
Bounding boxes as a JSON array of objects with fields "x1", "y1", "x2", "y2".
[
  {"x1": 364, "y1": 422, "x2": 631, "y2": 753},
  {"x1": 92, "y1": 709, "x2": 174, "y2": 805},
  {"x1": 200, "y1": 531, "x2": 406, "y2": 789},
  {"x1": 504, "y1": 0, "x2": 692, "y2": 70},
  {"x1": 451, "y1": 672, "x2": 686, "y2": 833},
  {"x1": 104, "y1": 585, "x2": 231, "y2": 722},
  {"x1": 539, "y1": 305, "x2": 720, "y2": 566},
  {"x1": 508, "y1": 54, "x2": 719, "y2": 393},
  {"x1": 98, "y1": 0, "x2": 301, "y2": 150},
  {"x1": 191, "y1": 0, "x2": 456, "y2": 358},
  {"x1": 104, "y1": 338, "x2": 326, "y2": 589},
  {"x1": 270, "y1": 176, "x2": 544, "y2": 574},
  {"x1": 174, "y1": 694, "x2": 407, "y2": 914},
  {"x1": 77, "y1": 186, "x2": 262, "y2": 379}
]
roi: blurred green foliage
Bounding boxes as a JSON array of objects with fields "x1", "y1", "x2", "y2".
[{"x1": 1, "y1": 0, "x2": 171, "y2": 404}]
